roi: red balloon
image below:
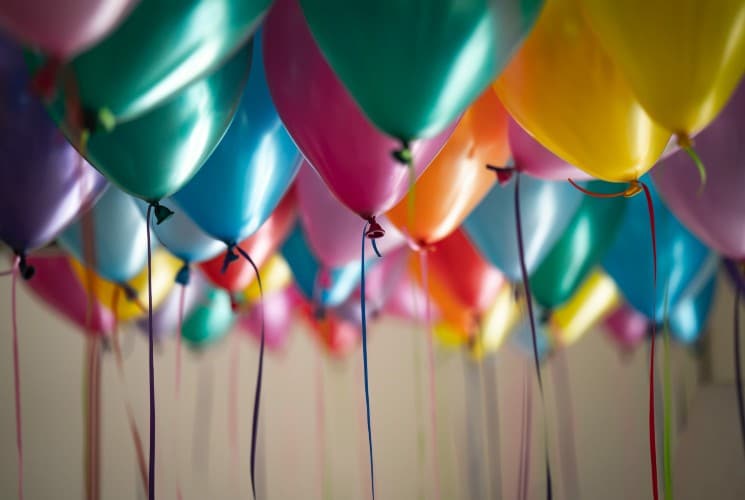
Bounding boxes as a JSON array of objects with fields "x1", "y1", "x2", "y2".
[{"x1": 200, "y1": 191, "x2": 297, "y2": 292}]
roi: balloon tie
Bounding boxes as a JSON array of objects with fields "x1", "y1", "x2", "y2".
[
  {"x1": 221, "y1": 244, "x2": 241, "y2": 274},
  {"x1": 676, "y1": 134, "x2": 707, "y2": 193},
  {"x1": 29, "y1": 56, "x2": 62, "y2": 101},
  {"x1": 360, "y1": 222, "x2": 376, "y2": 499},
  {"x1": 568, "y1": 178, "x2": 642, "y2": 198},
  {"x1": 734, "y1": 280, "x2": 745, "y2": 465},
  {"x1": 365, "y1": 216, "x2": 386, "y2": 240},
  {"x1": 175, "y1": 263, "x2": 190, "y2": 286},
  {"x1": 486, "y1": 164, "x2": 515, "y2": 186},
  {"x1": 150, "y1": 202, "x2": 174, "y2": 225},
  {"x1": 514, "y1": 172, "x2": 553, "y2": 500},
  {"x1": 232, "y1": 245, "x2": 265, "y2": 500},
  {"x1": 17, "y1": 254, "x2": 34, "y2": 281},
  {"x1": 9, "y1": 256, "x2": 24, "y2": 500},
  {"x1": 144, "y1": 204, "x2": 156, "y2": 500}
]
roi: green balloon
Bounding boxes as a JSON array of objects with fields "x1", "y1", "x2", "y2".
[
  {"x1": 32, "y1": 0, "x2": 269, "y2": 129},
  {"x1": 297, "y1": 0, "x2": 543, "y2": 141},
  {"x1": 77, "y1": 41, "x2": 252, "y2": 203},
  {"x1": 531, "y1": 181, "x2": 627, "y2": 309},
  {"x1": 182, "y1": 288, "x2": 235, "y2": 348}
]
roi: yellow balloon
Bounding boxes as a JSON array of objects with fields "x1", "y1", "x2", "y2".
[
  {"x1": 495, "y1": 0, "x2": 671, "y2": 182},
  {"x1": 470, "y1": 286, "x2": 520, "y2": 359},
  {"x1": 69, "y1": 249, "x2": 180, "y2": 322},
  {"x1": 242, "y1": 255, "x2": 292, "y2": 304},
  {"x1": 550, "y1": 270, "x2": 620, "y2": 346},
  {"x1": 579, "y1": 0, "x2": 745, "y2": 137},
  {"x1": 433, "y1": 322, "x2": 468, "y2": 350}
]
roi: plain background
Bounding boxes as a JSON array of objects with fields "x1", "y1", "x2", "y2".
[{"x1": 0, "y1": 269, "x2": 743, "y2": 499}]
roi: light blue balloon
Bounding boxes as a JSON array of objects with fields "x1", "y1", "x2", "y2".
[
  {"x1": 463, "y1": 174, "x2": 583, "y2": 281},
  {"x1": 173, "y1": 32, "x2": 300, "y2": 244},
  {"x1": 603, "y1": 178, "x2": 713, "y2": 322},
  {"x1": 58, "y1": 186, "x2": 151, "y2": 283},
  {"x1": 281, "y1": 224, "x2": 369, "y2": 308},
  {"x1": 669, "y1": 275, "x2": 717, "y2": 345},
  {"x1": 137, "y1": 198, "x2": 225, "y2": 265},
  {"x1": 511, "y1": 310, "x2": 552, "y2": 361},
  {"x1": 182, "y1": 287, "x2": 235, "y2": 349}
]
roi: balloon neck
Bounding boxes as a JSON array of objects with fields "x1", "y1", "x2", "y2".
[
  {"x1": 365, "y1": 216, "x2": 385, "y2": 239},
  {"x1": 391, "y1": 140, "x2": 413, "y2": 165},
  {"x1": 175, "y1": 264, "x2": 191, "y2": 286},
  {"x1": 17, "y1": 254, "x2": 34, "y2": 281},
  {"x1": 120, "y1": 283, "x2": 138, "y2": 302},
  {"x1": 221, "y1": 244, "x2": 240, "y2": 274},
  {"x1": 30, "y1": 57, "x2": 62, "y2": 101},
  {"x1": 676, "y1": 133, "x2": 693, "y2": 150},
  {"x1": 539, "y1": 308, "x2": 552, "y2": 325},
  {"x1": 151, "y1": 202, "x2": 174, "y2": 225},
  {"x1": 230, "y1": 295, "x2": 241, "y2": 313},
  {"x1": 486, "y1": 164, "x2": 515, "y2": 185}
]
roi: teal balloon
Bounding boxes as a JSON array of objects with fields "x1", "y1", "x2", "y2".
[
  {"x1": 75, "y1": 42, "x2": 252, "y2": 202},
  {"x1": 58, "y1": 186, "x2": 150, "y2": 283},
  {"x1": 31, "y1": 0, "x2": 270, "y2": 128},
  {"x1": 463, "y1": 174, "x2": 583, "y2": 282},
  {"x1": 297, "y1": 0, "x2": 543, "y2": 140},
  {"x1": 512, "y1": 310, "x2": 551, "y2": 361},
  {"x1": 174, "y1": 33, "x2": 299, "y2": 244},
  {"x1": 603, "y1": 179, "x2": 714, "y2": 322},
  {"x1": 669, "y1": 275, "x2": 717, "y2": 345},
  {"x1": 182, "y1": 288, "x2": 235, "y2": 348}
]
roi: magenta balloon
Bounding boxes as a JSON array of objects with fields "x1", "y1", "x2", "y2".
[
  {"x1": 508, "y1": 118, "x2": 592, "y2": 181},
  {"x1": 263, "y1": 0, "x2": 456, "y2": 219},
  {"x1": 296, "y1": 163, "x2": 406, "y2": 267},
  {"x1": 0, "y1": 0, "x2": 134, "y2": 58},
  {"x1": 653, "y1": 81, "x2": 745, "y2": 258},
  {"x1": 239, "y1": 286, "x2": 300, "y2": 351},
  {"x1": 24, "y1": 252, "x2": 114, "y2": 336},
  {"x1": 604, "y1": 303, "x2": 648, "y2": 351}
]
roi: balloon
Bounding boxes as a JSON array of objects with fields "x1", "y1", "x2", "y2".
[
  {"x1": 67, "y1": 41, "x2": 252, "y2": 203},
  {"x1": 281, "y1": 224, "x2": 368, "y2": 308},
  {"x1": 386, "y1": 89, "x2": 510, "y2": 246},
  {"x1": 242, "y1": 255, "x2": 293, "y2": 304},
  {"x1": 604, "y1": 303, "x2": 649, "y2": 352},
  {"x1": 410, "y1": 254, "x2": 472, "y2": 336},
  {"x1": 0, "y1": 36, "x2": 107, "y2": 255},
  {"x1": 463, "y1": 174, "x2": 582, "y2": 281},
  {"x1": 24, "y1": 251, "x2": 114, "y2": 336},
  {"x1": 433, "y1": 323, "x2": 469, "y2": 350},
  {"x1": 299, "y1": 307, "x2": 360, "y2": 358},
  {"x1": 0, "y1": 0, "x2": 133, "y2": 59},
  {"x1": 173, "y1": 34, "x2": 300, "y2": 244},
  {"x1": 296, "y1": 0, "x2": 543, "y2": 141},
  {"x1": 182, "y1": 288, "x2": 235, "y2": 349},
  {"x1": 549, "y1": 270, "x2": 620, "y2": 347},
  {"x1": 32, "y1": 0, "x2": 270, "y2": 128},
  {"x1": 263, "y1": 0, "x2": 455, "y2": 219},
  {"x1": 530, "y1": 181, "x2": 627, "y2": 309},
  {"x1": 653, "y1": 81, "x2": 745, "y2": 258},
  {"x1": 602, "y1": 180, "x2": 715, "y2": 322},
  {"x1": 579, "y1": 0, "x2": 745, "y2": 138},
  {"x1": 59, "y1": 186, "x2": 148, "y2": 284},
  {"x1": 511, "y1": 311, "x2": 552, "y2": 361},
  {"x1": 239, "y1": 286, "x2": 300, "y2": 351},
  {"x1": 69, "y1": 249, "x2": 180, "y2": 322},
  {"x1": 469, "y1": 286, "x2": 521, "y2": 359},
  {"x1": 295, "y1": 163, "x2": 406, "y2": 268},
  {"x1": 669, "y1": 275, "x2": 717, "y2": 345},
  {"x1": 508, "y1": 118, "x2": 592, "y2": 181},
  {"x1": 495, "y1": 0, "x2": 670, "y2": 182},
  {"x1": 200, "y1": 191, "x2": 296, "y2": 293},
  {"x1": 384, "y1": 275, "x2": 433, "y2": 324}
]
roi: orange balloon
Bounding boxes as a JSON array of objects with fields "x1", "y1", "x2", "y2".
[{"x1": 387, "y1": 89, "x2": 510, "y2": 246}]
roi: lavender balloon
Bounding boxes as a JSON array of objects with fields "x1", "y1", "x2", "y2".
[{"x1": 0, "y1": 35, "x2": 106, "y2": 259}]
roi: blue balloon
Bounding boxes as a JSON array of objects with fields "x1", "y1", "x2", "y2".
[
  {"x1": 511, "y1": 311, "x2": 552, "y2": 361},
  {"x1": 463, "y1": 174, "x2": 583, "y2": 281},
  {"x1": 281, "y1": 224, "x2": 369, "y2": 308},
  {"x1": 58, "y1": 186, "x2": 151, "y2": 283},
  {"x1": 173, "y1": 32, "x2": 300, "y2": 244},
  {"x1": 603, "y1": 179, "x2": 714, "y2": 322},
  {"x1": 669, "y1": 275, "x2": 717, "y2": 344}
]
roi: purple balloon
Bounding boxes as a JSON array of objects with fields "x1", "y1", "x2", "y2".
[
  {"x1": 238, "y1": 286, "x2": 300, "y2": 351},
  {"x1": 653, "y1": 80, "x2": 745, "y2": 258},
  {"x1": 0, "y1": 35, "x2": 107, "y2": 254}
]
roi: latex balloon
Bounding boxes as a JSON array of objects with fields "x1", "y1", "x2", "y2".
[
  {"x1": 508, "y1": 118, "x2": 592, "y2": 181},
  {"x1": 200, "y1": 191, "x2": 296, "y2": 293},
  {"x1": 281, "y1": 224, "x2": 369, "y2": 308},
  {"x1": 531, "y1": 181, "x2": 627, "y2": 309},
  {"x1": 32, "y1": 0, "x2": 270, "y2": 128},
  {"x1": 24, "y1": 251, "x2": 114, "y2": 336},
  {"x1": 653, "y1": 81, "x2": 745, "y2": 258},
  {"x1": 384, "y1": 275, "x2": 433, "y2": 324},
  {"x1": 602, "y1": 180, "x2": 714, "y2": 322},
  {"x1": 469, "y1": 286, "x2": 521, "y2": 359},
  {"x1": 386, "y1": 89, "x2": 510, "y2": 246},
  {"x1": 304, "y1": 309, "x2": 360, "y2": 358},
  {"x1": 182, "y1": 288, "x2": 235, "y2": 349},
  {"x1": 463, "y1": 174, "x2": 582, "y2": 281},
  {"x1": 174, "y1": 34, "x2": 300, "y2": 244},
  {"x1": 136, "y1": 271, "x2": 209, "y2": 341},
  {"x1": 0, "y1": 36, "x2": 107, "y2": 255},
  {"x1": 511, "y1": 311, "x2": 552, "y2": 361},
  {"x1": 433, "y1": 323, "x2": 469, "y2": 350},
  {"x1": 69, "y1": 249, "x2": 180, "y2": 322},
  {"x1": 669, "y1": 275, "x2": 717, "y2": 345},
  {"x1": 240, "y1": 286, "x2": 300, "y2": 351},
  {"x1": 495, "y1": 0, "x2": 670, "y2": 182},
  {"x1": 579, "y1": 0, "x2": 745, "y2": 137},
  {"x1": 296, "y1": 0, "x2": 543, "y2": 141},
  {"x1": 549, "y1": 270, "x2": 620, "y2": 347},
  {"x1": 68, "y1": 42, "x2": 252, "y2": 203},
  {"x1": 242, "y1": 255, "x2": 293, "y2": 303},
  {"x1": 604, "y1": 303, "x2": 649, "y2": 352},
  {"x1": 295, "y1": 163, "x2": 406, "y2": 268},
  {"x1": 263, "y1": 0, "x2": 455, "y2": 219},
  {"x1": 0, "y1": 0, "x2": 133, "y2": 59}
]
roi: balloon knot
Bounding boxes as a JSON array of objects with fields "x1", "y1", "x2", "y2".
[
  {"x1": 29, "y1": 57, "x2": 62, "y2": 101},
  {"x1": 230, "y1": 295, "x2": 241, "y2": 313},
  {"x1": 486, "y1": 164, "x2": 514, "y2": 186},
  {"x1": 221, "y1": 244, "x2": 240, "y2": 274},
  {"x1": 512, "y1": 283, "x2": 523, "y2": 302},
  {"x1": 151, "y1": 202, "x2": 174, "y2": 224},
  {"x1": 392, "y1": 140, "x2": 413, "y2": 165},
  {"x1": 313, "y1": 306, "x2": 327, "y2": 320},
  {"x1": 365, "y1": 216, "x2": 385, "y2": 239},
  {"x1": 539, "y1": 309, "x2": 552, "y2": 325},
  {"x1": 121, "y1": 283, "x2": 138, "y2": 301},
  {"x1": 175, "y1": 264, "x2": 191, "y2": 286},
  {"x1": 677, "y1": 133, "x2": 707, "y2": 193},
  {"x1": 17, "y1": 254, "x2": 34, "y2": 281}
]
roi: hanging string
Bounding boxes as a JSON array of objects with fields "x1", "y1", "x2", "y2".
[
  {"x1": 410, "y1": 284, "x2": 426, "y2": 500},
  {"x1": 228, "y1": 335, "x2": 240, "y2": 476},
  {"x1": 662, "y1": 314, "x2": 673, "y2": 500},
  {"x1": 734, "y1": 282, "x2": 745, "y2": 462},
  {"x1": 551, "y1": 351, "x2": 580, "y2": 500},
  {"x1": 360, "y1": 222, "x2": 376, "y2": 500},
  {"x1": 176, "y1": 284, "x2": 186, "y2": 399},
  {"x1": 9, "y1": 255, "x2": 23, "y2": 500},
  {"x1": 84, "y1": 338, "x2": 92, "y2": 500},
  {"x1": 85, "y1": 336, "x2": 102, "y2": 500},
  {"x1": 418, "y1": 250, "x2": 441, "y2": 500},
  {"x1": 517, "y1": 363, "x2": 531, "y2": 500},
  {"x1": 476, "y1": 356, "x2": 494, "y2": 500},
  {"x1": 145, "y1": 204, "x2": 157, "y2": 500},
  {"x1": 676, "y1": 134, "x2": 707, "y2": 190},
  {"x1": 315, "y1": 350, "x2": 327, "y2": 500},
  {"x1": 192, "y1": 355, "x2": 215, "y2": 487},
  {"x1": 354, "y1": 359, "x2": 372, "y2": 500}
]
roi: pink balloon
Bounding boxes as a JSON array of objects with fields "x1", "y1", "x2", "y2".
[
  {"x1": 509, "y1": 118, "x2": 593, "y2": 181},
  {"x1": 239, "y1": 286, "x2": 301, "y2": 352},
  {"x1": 24, "y1": 251, "x2": 114, "y2": 336},
  {"x1": 263, "y1": 0, "x2": 456, "y2": 220},
  {"x1": 653, "y1": 81, "x2": 745, "y2": 258},
  {"x1": 0, "y1": 0, "x2": 135, "y2": 59},
  {"x1": 604, "y1": 303, "x2": 649, "y2": 351},
  {"x1": 296, "y1": 163, "x2": 406, "y2": 268}
]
